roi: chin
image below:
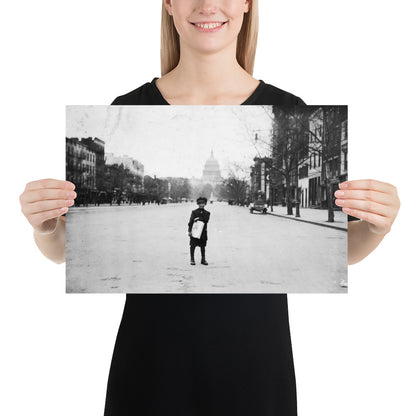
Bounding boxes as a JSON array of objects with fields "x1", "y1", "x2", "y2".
[{"x1": 190, "y1": 39, "x2": 233, "y2": 55}]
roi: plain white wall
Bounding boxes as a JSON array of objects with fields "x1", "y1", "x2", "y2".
[{"x1": 1, "y1": 1, "x2": 415, "y2": 415}]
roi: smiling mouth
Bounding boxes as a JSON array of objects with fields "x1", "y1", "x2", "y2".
[{"x1": 191, "y1": 21, "x2": 228, "y2": 29}]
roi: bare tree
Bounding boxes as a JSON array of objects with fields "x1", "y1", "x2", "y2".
[
  {"x1": 220, "y1": 162, "x2": 250, "y2": 205},
  {"x1": 270, "y1": 106, "x2": 310, "y2": 215}
]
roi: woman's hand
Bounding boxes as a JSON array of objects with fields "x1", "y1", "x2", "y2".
[
  {"x1": 334, "y1": 179, "x2": 400, "y2": 235},
  {"x1": 19, "y1": 179, "x2": 76, "y2": 235}
]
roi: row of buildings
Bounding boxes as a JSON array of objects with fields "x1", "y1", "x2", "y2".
[
  {"x1": 66, "y1": 137, "x2": 144, "y2": 204},
  {"x1": 66, "y1": 137, "x2": 207, "y2": 204},
  {"x1": 250, "y1": 106, "x2": 347, "y2": 209}
]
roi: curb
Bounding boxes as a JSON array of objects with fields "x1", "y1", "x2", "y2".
[{"x1": 267, "y1": 211, "x2": 348, "y2": 232}]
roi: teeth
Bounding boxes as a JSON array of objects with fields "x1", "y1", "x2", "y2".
[{"x1": 195, "y1": 22, "x2": 223, "y2": 29}]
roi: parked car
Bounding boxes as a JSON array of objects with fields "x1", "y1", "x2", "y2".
[
  {"x1": 249, "y1": 200, "x2": 267, "y2": 214},
  {"x1": 161, "y1": 198, "x2": 168, "y2": 204}
]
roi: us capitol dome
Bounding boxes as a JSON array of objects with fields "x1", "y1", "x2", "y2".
[{"x1": 202, "y1": 150, "x2": 223, "y2": 186}]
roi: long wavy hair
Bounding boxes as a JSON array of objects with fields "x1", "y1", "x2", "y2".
[{"x1": 160, "y1": 0, "x2": 259, "y2": 75}]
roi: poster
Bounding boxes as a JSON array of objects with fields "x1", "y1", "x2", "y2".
[{"x1": 66, "y1": 105, "x2": 348, "y2": 293}]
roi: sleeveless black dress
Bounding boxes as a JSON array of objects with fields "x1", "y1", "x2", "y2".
[{"x1": 103, "y1": 78, "x2": 352, "y2": 415}]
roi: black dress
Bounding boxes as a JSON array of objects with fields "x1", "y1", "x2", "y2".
[{"x1": 103, "y1": 78, "x2": 355, "y2": 415}]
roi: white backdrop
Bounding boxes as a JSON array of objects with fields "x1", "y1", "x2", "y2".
[{"x1": 1, "y1": 1, "x2": 415, "y2": 415}]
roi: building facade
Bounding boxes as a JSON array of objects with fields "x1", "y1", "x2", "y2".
[
  {"x1": 297, "y1": 106, "x2": 347, "y2": 208},
  {"x1": 66, "y1": 138, "x2": 96, "y2": 190}
]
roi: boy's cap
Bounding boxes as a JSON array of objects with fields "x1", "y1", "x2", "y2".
[{"x1": 197, "y1": 197, "x2": 207, "y2": 204}]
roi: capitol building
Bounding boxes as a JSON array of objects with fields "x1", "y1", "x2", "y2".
[
  {"x1": 201, "y1": 149, "x2": 223, "y2": 186},
  {"x1": 189, "y1": 150, "x2": 224, "y2": 200}
]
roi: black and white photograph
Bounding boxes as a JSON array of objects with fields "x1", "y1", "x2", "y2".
[{"x1": 66, "y1": 105, "x2": 348, "y2": 293}]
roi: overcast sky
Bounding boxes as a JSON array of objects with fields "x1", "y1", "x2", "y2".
[{"x1": 66, "y1": 105, "x2": 274, "y2": 179}]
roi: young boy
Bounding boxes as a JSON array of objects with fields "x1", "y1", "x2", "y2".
[{"x1": 187, "y1": 197, "x2": 211, "y2": 266}]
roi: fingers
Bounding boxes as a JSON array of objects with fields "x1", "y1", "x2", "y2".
[
  {"x1": 335, "y1": 198, "x2": 391, "y2": 217},
  {"x1": 21, "y1": 181, "x2": 76, "y2": 205},
  {"x1": 24, "y1": 178, "x2": 75, "y2": 192},
  {"x1": 334, "y1": 189, "x2": 391, "y2": 206},
  {"x1": 22, "y1": 188, "x2": 77, "y2": 205},
  {"x1": 23, "y1": 197, "x2": 75, "y2": 216},
  {"x1": 335, "y1": 179, "x2": 400, "y2": 235},
  {"x1": 19, "y1": 179, "x2": 77, "y2": 231},
  {"x1": 339, "y1": 179, "x2": 397, "y2": 194},
  {"x1": 336, "y1": 180, "x2": 400, "y2": 209}
]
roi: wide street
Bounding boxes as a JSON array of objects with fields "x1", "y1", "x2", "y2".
[{"x1": 66, "y1": 201, "x2": 347, "y2": 293}]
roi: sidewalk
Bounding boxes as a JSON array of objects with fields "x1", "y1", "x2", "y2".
[
  {"x1": 72, "y1": 202, "x2": 161, "y2": 209},
  {"x1": 266, "y1": 205, "x2": 348, "y2": 231}
]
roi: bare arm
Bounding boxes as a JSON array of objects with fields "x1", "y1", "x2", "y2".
[
  {"x1": 20, "y1": 179, "x2": 77, "y2": 265},
  {"x1": 334, "y1": 179, "x2": 401, "y2": 265}
]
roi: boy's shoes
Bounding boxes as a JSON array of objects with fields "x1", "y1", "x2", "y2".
[
  {"x1": 201, "y1": 259, "x2": 208, "y2": 266},
  {"x1": 190, "y1": 259, "x2": 196, "y2": 265}
]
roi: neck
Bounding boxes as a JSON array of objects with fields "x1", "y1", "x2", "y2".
[{"x1": 170, "y1": 39, "x2": 247, "y2": 93}]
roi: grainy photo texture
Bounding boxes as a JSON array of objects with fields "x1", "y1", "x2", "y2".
[{"x1": 66, "y1": 105, "x2": 348, "y2": 293}]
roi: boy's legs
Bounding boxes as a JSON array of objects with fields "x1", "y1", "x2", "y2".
[
  {"x1": 200, "y1": 245, "x2": 208, "y2": 265},
  {"x1": 190, "y1": 241, "x2": 196, "y2": 265}
]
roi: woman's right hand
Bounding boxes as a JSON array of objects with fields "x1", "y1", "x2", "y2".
[{"x1": 19, "y1": 179, "x2": 77, "y2": 235}]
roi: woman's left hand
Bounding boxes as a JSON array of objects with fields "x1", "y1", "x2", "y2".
[{"x1": 334, "y1": 179, "x2": 401, "y2": 235}]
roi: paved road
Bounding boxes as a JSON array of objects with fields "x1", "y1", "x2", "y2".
[{"x1": 66, "y1": 202, "x2": 347, "y2": 293}]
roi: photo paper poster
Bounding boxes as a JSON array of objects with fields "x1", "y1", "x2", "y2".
[{"x1": 66, "y1": 105, "x2": 348, "y2": 293}]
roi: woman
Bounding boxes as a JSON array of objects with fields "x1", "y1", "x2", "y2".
[{"x1": 19, "y1": 1, "x2": 400, "y2": 414}]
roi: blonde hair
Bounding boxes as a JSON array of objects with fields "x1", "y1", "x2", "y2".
[{"x1": 160, "y1": 0, "x2": 259, "y2": 76}]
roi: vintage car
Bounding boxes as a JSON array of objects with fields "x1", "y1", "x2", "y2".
[{"x1": 249, "y1": 200, "x2": 268, "y2": 214}]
